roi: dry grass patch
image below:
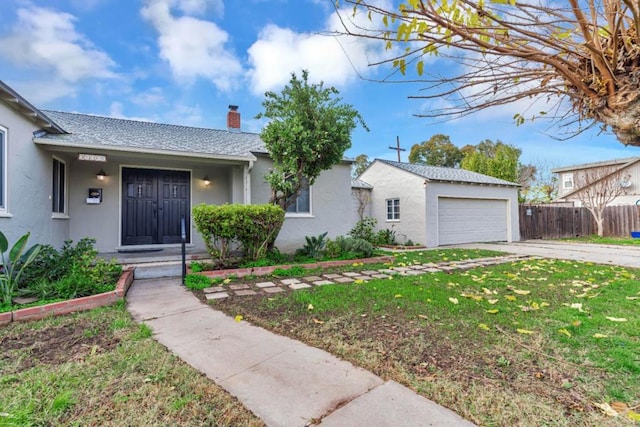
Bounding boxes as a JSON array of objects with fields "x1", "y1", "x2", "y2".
[{"x1": 0, "y1": 301, "x2": 263, "y2": 426}]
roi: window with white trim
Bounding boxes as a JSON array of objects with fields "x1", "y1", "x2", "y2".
[
  {"x1": 286, "y1": 178, "x2": 311, "y2": 214},
  {"x1": 52, "y1": 157, "x2": 67, "y2": 215},
  {"x1": 562, "y1": 173, "x2": 574, "y2": 189},
  {"x1": 0, "y1": 126, "x2": 6, "y2": 212},
  {"x1": 386, "y1": 198, "x2": 400, "y2": 220}
]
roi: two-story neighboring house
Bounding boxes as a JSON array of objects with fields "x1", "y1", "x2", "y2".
[{"x1": 552, "y1": 157, "x2": 640, "y2": 206}]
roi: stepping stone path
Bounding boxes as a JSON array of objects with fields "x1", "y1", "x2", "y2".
[{"x1": 203, "y1": 254, "x2": 537, "y2": 301}]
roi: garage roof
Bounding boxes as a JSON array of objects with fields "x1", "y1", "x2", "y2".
[{"x1": 378, "y1": 159, "x2": 519, "y2": 187}]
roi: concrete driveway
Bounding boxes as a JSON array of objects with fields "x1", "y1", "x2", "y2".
[{"x1": 453, "y1": 240, "x2": 640, "y2": 269}]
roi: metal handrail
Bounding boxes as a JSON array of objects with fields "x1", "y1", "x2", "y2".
[{"x1": 181, "y1": 215, "x2": 186, "y2": 285}]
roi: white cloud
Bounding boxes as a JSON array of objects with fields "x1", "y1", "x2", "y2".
[
  {"x1": 0, "y1": 6, "x2": 116, "y2": 83},
  {"x1": 141, "y1": 0, "x2": 241, "y2": 91},
  {"x1": 131, "y1": 87, "x2": 167, "y2": 107},
  {"x1": 246, "y1": 2, "x2": 395, "y2": 94}
]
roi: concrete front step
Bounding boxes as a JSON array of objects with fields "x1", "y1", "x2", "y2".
[{"x1": 133, "y1": 262, "x2": 184, "y2": 279}]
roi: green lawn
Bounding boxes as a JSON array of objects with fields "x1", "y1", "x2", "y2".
[
  {"x1": 215, "y1": 255, "x2": 640, "y2": 426},
  {"x1": 561, "y1": 235, "x2": 640, "y2": 246},
  {"x1": 0, "y1": 301, "x2": 264, "y2": 426}
]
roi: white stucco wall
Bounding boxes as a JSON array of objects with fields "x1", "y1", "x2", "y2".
[
  {"x1": 250, "y1": 156, "x2": 355, "y2": 253},
  {"x1": 0, "y1": 102, "x2": 69, "y2": 249},
  {"x1": 351, "y1": 188, "x2": 371, "y2": 224},
  {"x1": 358, "y1": 162, "x2": 427, "y2": 245},
  {"x1": 424, "y1": 182, "x2": 520, "y2": 247}
]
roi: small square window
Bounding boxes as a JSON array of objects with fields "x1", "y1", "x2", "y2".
[{"x1": 386, "y1": 198, "x2": 400, "y2": 220}]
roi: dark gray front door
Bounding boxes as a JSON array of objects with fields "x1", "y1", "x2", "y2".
[{"x1": 122, "y1": 168, "x2": 190, "y2": 245}]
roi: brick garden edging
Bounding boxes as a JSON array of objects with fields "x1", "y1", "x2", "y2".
[
  {"x1": 0, "y1": 267, "x2": 135, "y2": 326},
  {"x1": 195, "y1": 255, "x2": 396, "y2": 279}
]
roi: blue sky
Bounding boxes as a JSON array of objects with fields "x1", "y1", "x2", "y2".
[{"x1": 1, "y1": 0, "x2": 639, "y2": 168}]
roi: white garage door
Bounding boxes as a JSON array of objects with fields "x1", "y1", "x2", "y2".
[{"x1": 438, "y1": 198, "x2": 508, "y2": 245}]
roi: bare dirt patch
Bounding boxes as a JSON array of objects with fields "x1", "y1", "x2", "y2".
[{"x1": 1, "y1": 319, "x2": 120, "y2": 372}]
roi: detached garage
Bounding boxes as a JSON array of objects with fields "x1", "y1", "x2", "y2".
[{"x1": 357, "y1": 159, "x2": 520, "y2": 247}]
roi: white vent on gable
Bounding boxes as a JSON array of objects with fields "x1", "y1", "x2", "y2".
[{"x1": 619, "y1": 180, "x2": 632, "y2": 188}]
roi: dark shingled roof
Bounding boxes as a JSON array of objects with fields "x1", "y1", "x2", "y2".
[
  {"x1": 35, "y1": 110, "x2": 267, "y2": 160},
  {"x1": 378, "y1": 159, "x2": 519, "y2": 186}
]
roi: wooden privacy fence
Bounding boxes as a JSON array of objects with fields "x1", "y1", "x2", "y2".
[{"x1": 519, "y1": 204, "x2": 640, "y2": 239}]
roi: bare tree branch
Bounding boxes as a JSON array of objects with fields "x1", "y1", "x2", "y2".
[{"x1": 334, "y1": 0, "x2": 640, "y2": 146}]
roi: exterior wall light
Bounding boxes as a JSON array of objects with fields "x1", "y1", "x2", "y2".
[
  {"x1": 203, "y1": 175, "x2": 211, "y2": 185},
  {"x1": 97, "y1": 169, "x2": 107, "y2": 180}
]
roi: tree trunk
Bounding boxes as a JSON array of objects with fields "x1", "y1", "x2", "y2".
[
  {"x1": 587, "y1": 85, "x2": 640, "y2": 147},
  {"x1": 585, "y1": 206, "x2": 605, "y2": 237}
]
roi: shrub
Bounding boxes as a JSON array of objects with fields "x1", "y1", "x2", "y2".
[
  {"x1": 327, "y1": 236, "x2": 374, "y2": 259},
  {"x1": 324, "y1": 239, "x2": 342, "y2": 259},
  {"x1": 375, "y1": 229, "x2": 397, "y2": 245},
  {"x1": 193, "y1": 203, "x2": 285, "y2": 264},
  {"x1": 296, "y1": 232, "x2": 328, "y2": 259},
  {"x1": 19, "y1": 238, "x2": 121, "y2": 301},
  {"x1": 348, "y1": 217, "x2": 377, "y2": 243},
  {"x1": 19, "y1": 238, "x2": 101, "y2": 287}
]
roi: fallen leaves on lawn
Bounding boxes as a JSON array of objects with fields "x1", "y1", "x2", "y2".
[
  {"x1": 234, "y1": 315, "x2": 243, "y2": 323},
  {"x1": 487, "y1": 299, "x2": 499, "y2": 305},
  {"x1": 558, "y1": 328, "x2": 572, "y2": 337},
  {"x1": 516, "y1": 328, "x2": 535, "y2": 335},
  {"x1": 593, "y1": 401, "x2": 640, "y2": 420},
  {"x1": 307, "y1": 304, "x2": 314, "y2": 311},
  {"x1": 312, "y1": 318, "x2": 325, "y2": 324},
  {"x1": 505, "y1": 295, "x2": 517, "y2": 301},
  {"x1": 448, "y1": 297, "x2": 459, "y2": 305},
  {"x1": 513, "y1": 289, "x2": 531, "y2": 295},
  {"x1": 592, "y1": 333, "x2": 608, "y2": 338},
  {"x1": 486, "y1": 309, "x2": 499, "y2": 314},
  {"x1": 605, "y1": 316, "x2": 628, "y2": 322},
  {"x1": 563, "y1": 302, "x2": 584, "y2": 312},
  {"x1": 478, "y1": 323, "x2": 490, "y2": 331}
]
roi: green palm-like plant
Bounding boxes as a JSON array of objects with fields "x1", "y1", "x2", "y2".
[{"x1": 0, "y1": 231, "x2": 41, "y2": 306}]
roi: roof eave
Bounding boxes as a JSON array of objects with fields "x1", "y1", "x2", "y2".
[
  {"x1": 33, "y1": 137, "x2": 257, "y2": 162},
  {"x1": 0, "y1": 81, "x2": 66, "y2": 134}
]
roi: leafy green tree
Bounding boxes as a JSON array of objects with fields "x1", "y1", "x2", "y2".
[
  {"x1": 408, "y1": 134, "x2": 462, "y2": 167},
  {"x1": 256, "y1": 70, "x2": 367, "y2": 209},
  {"x1": 460, "y1": 140, "x2": 521, "y2": 183},
  {"x1": 336, "y1": 1, "x2": 640, "y2": 147},
  {"x1": 352, "y1": 153, "x2": 371, "y2": 178}
]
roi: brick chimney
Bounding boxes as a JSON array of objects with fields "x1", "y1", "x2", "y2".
[{"x1": 227, "y1": 105, "x2": 240, "y2": 132}]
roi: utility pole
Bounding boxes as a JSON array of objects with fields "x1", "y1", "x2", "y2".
[{"x1": 389, "y1": 136, "x2": 406, "y2": 162}]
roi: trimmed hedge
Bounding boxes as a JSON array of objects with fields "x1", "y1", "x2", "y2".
[{"x1": 192, "y1": 203, "x2": 285, "y2": 263}]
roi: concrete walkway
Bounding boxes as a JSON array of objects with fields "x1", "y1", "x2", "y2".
[
  {"x1": 127, "y1": 278, "x2": 475, "y2": 427},
  {"x1": 454, "y1": 240, "x2": 640, "y2": 269}
]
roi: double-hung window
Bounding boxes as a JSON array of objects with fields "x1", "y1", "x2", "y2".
[
  {"x1": 562, "y1": 173, "x2": 574, "y2": 189},
  {"x1": 0, "y1": 126, "x2": 6, "y2": 213},
  {"x1": 52, "y1": 157, "x2": 67, "y2": 216},
  {"x1": 386, "y1": 198, "x2": 400, "y2": 221},
  {"x1": 286, "y1": 178, "x2": 311, "y2": 215}
]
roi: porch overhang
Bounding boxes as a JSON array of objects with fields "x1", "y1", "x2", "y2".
[{"x1": 33, "y1": 137, "x2": 257, "y2": 163}]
